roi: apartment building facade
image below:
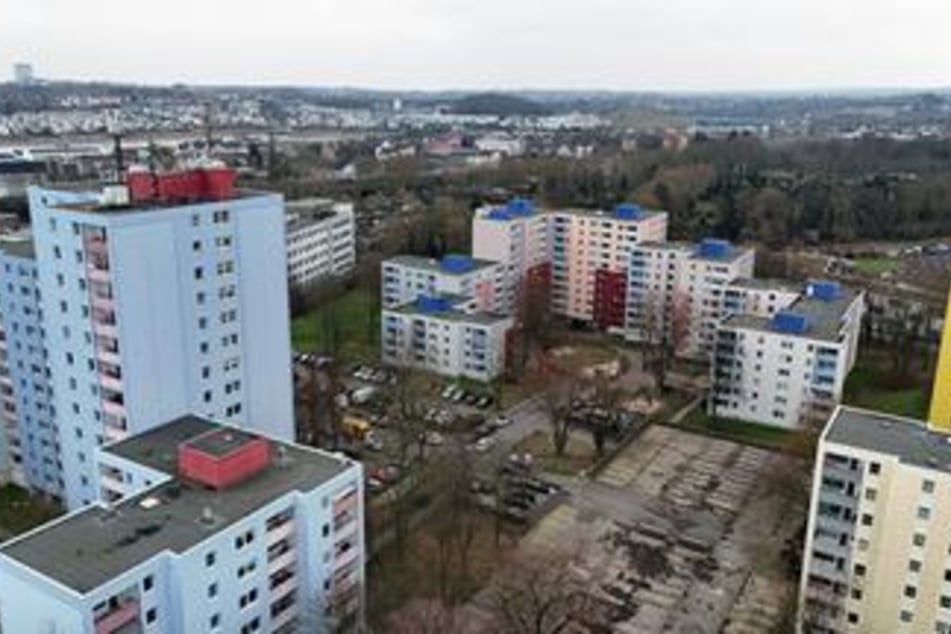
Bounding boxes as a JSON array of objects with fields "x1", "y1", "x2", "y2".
[
  {"x1": 381, "y1": 254, "x2": 502, "y2": 312},
  {"x1": 28, "y1": 168, "x2": 294, "y2": 508},
  {"x1": 800, "y1": 406, "x2": 951, "y2": 634},
  {"x1": 625, "y1": 239, "x2": 755, "y2": 358},
  {"x1": 548, "y1": 204, "x2": 668, "y2": 326},
  {"x1": 929, "y1": 280, "x2": 951, "y2": 430},
  {"x1": 285, "y1": 199, "x2": 356, "y2": 288},
  {"x1": 381, "y1": 295, "x2": 513, "y2": 381},
  {"x1": 0, "y1": 416, "x2": 364, "y2": 634},
  {"x1": 471, "y1": 198, "x2": 552, "y2": 314},
  {"x1": 0, "y1": 237, "x2": 60, "y2": 498},
  {"x1": 712, "y1": 281, "x2": 865, "y2": 428}
]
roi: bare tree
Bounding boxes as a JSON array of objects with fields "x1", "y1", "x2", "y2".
[
  {"x1": 385, "y1": 598, "x2": 462, "y2": 634},
  {"x1": 485, "y1": 555, "x2": 595, "y2": 634},
  {"x1": 541, "y1": 373, "x2": 585, "y2": 457}
]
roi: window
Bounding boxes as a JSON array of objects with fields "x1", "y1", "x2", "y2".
[
  {"x1": 854, "y1": 563, "x2": 866, "y2": 577},
  {"x1": 193, "y1": 240, "x2": 202, "y2": 252},
  {"x1": 918, "y1": 506, "x2": 932, "y2": 521},
  {"x1": 923, "y1": 479, "x2": 936, "y2": 494},
  {"x1": 851, "y1": 588, "x2": 863, "y2": 600},
  {"x1": 195, "y1": 267, "x2": 204, "y2": 280},
  {"x1": 865, "y1": 488, "x2": 877, "y2": 502},
  {"x1": 146, "y1": 608, "x2": 157, "y2": 624},
  {"x1": 905, "y1": 585, "x2": 918, "y2": 599},
  {"x1": 941, "y1": 596, "x2": 951, "y2": 609},
  {"x1": 847, "y1": 613, "x2": 859, "y2": 624},
  {"x1": 143, "y1": 575, "x2": 154, "y2": 591},
  {"x1": 900, "y1": 610, "x2": 913, "y2": 623},
  {"x1": 861, "y1": 514, "x2": 873, "y2": 527},
  {"x1": 210, "y1": 614, "x2": 220, "y2": 629},
  {"x1": 208, "y1": 582, "x2": 218, "y2": 598},
  {"x1": 870, "y1": 462, "x2": 881, "y2": 475},
  {"x1": 205, "y1": 552, "x2": 216, "y2": 567},
  {"x1": 914, "y1": 533, "x2": 927, "y2": 548},
  {"x1": 910, "y1": 560, "x2": 922, "y2": 573}
]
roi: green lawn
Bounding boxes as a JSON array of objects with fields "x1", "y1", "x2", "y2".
[
  {"x1": 0, "y1": 483, "x2": 61, "y2": 539},
  {"x1": 677, "y1": 406, "x2": 796, "y2": 451},
  {"x1": 291, "y1": 288, "x2": 379, "y2": 361},
  {"x1": 844, "y1": 362, "x2": 929, "y2": 420},
  {"x1": 851, "y1": 257, "x2": 899, "y2": 277}
]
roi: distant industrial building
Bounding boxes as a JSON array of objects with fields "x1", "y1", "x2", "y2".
[
  {"x1": 711, "y1": 281, "x2": 865, "y2": 428},
  {"x1": 12, "y1": 63, "x2": 34, "y2": 85},
  {"x1": 285, "y1": 198, "x2": 356, "y2": 288},
  {"x1": 0, "y1": 153, "x2": 45, "y2": 199},
  {"x1": 625, "y1": 239, "x2": 755, "y2": 358},
  {"x1": 799, "y1": 406, "x2": 951, "y2": 633},
  {"x1": 0, "y1": 416, "x2": 364, "y2": 634}
]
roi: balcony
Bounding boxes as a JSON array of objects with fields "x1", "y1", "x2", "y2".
[
  {"x1": 93, "y1": 598, "x2": 139, "y2": 634},
  {"x1": 86, "y1": 265, "x2": 111, "y2": 283},
  {"x1": 97, "y1": 347, "x2": 121, "y2": 367},
  {"x1": 102, "y1": 399, "x2": 127, "y2": 419},
  {"x1": 270, "y1": 603, "x2": 299, "y2": 633},
  {"x1": 334, "y1": 546, "x2": 359, "y2": 570},
  {"x1": 94, "y1": 321, "x2": 119, "y2": 339},
  {"x1": 91, "y1": 294, "x2": 115, "y2": 312},
  {"x1": 334, "y1": 518, "x2": 359, "y2": 542},
  {"x1": 103, "y1": 424, "x2": 128, "y2": 444},
  {"x1": 270, "y1": 572, "x2": 298, "y2": 600},
  {"x1": 100, "y1": 470, "x2": 125, "y2": 493},
  {"x1": 266, "y1": 520, "x2": 295, "y2": 547},
  {"x1": 99, "y1": 373, "x2": 123, "y2": 393}
]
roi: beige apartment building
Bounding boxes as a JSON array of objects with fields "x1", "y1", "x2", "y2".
[{"x1": 800, "y1": 406, "x2": 951, "y2": 634}]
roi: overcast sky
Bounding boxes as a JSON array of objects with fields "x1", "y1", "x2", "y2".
[{"x1": 2, "y1": 0, "x2": 949, "y2": 92}]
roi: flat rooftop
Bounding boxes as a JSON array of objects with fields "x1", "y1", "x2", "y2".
[
  {"x1": 50, "y1": 189, "x2": 262, "y2": 214},
  {"x1": 0, "y1": 416, "x2": 353, "y2": 594},
  {"x1": 826, "y1": 406, "x2": 951, "y2": 473},
  {"x1": 728, "y1": 277, "x2": 800, "y2": 293},
  {"x1": 551, "y1": 207, "x2": 666, "y2": 222},
  {"x1": 285, "y1": 199, "x2": 352, "y2": 230},
  {"x1": 385, "y1": 254, "x2": 498, "y2": 275},
  {"x1": 722, "y1": 285, "x2": 861, "y2": 342},
  {"x1": 385, "y1": 295, "x2": 510, "y2": 325}
]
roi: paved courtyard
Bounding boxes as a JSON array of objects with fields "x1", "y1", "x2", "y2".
[{"x1": 484, "y1": 425, "x2": 806, "y2": 633}]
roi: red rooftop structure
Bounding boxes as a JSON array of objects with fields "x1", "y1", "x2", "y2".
[
  {"x1": 126, "y1": 166, "x2": 236, "y2": 205},
  {"x1": 177, "y1": 428, "x2": 271, "y2": 490}
]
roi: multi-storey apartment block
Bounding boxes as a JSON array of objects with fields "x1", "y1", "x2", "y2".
[
  {"x1": 381, "y1": 254, "x2": 501, "y2": 312},
  {"x1": 0, "y1": 416, "x2": 364, "y2": 634},
  {"x1": 929, "y1": 280, "x2": 951, "y2": 430},
  {"x1": 471, "y1": 198, "x2": 552, "y2": 314},
  {"x1": 712, "y1": 281, "x2": 865, "y2": 428},
  {"x1": 799, "y1": 406, "x2": 951, "y2": 634},
  {"x1": 28, "y1": 166, "x2": 294, "y2": 508},
  {"x1": 548, "y1": 204, "x2": 668, "y2": 326},
  {"x1": 0, "y1": 236, "x2": 61, "y2": 499},
  {"x1": 625, "y1": 239, "x2": 755, "y2": 358},
  {"x1": 285, "y1": 198, "x2": 356, "y2": 288},
  {"x1": 472, "y1": 201, "x2": 668, "y2": 327},
  {"x1": 381, "y1": 295, "x2": 513, "y2": 381}
]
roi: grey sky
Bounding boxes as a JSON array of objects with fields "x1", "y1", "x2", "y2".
[{"x1": 2, "y1": 0, "x2": 949, "y2": 91}]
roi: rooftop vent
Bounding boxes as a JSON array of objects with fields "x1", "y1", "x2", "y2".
[
  {"x1": 414, "y1": 294, "x2": 453, "y2": 314},
  {"x1": 200, "y1": 506, "x2": 216, "y2": 526},
  {"x1": 614, "y1": 203, "x2": 643, "y2": 220},
  {"x1": 807, "y1": 280, "x2": 842, "y2": 301},
  {"x1": 771, "y1": 311, "x2": 811, "y2": 334},
  {"x1": 139, "y1": 497, "x2": 161, "y2": 510},
  {"x1": 178, "y1": 428, "x2": 271, "y2": 490},
  {"x1": 439, "y1": 254, "x2": 476, "y2": 274},
  {"x1": 697, "y1": 238, "x2": 733, "y2": 260}
]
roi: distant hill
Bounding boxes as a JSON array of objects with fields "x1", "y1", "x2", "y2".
[{"x1": 449, "y1": 93, "x2": 552, "y2": 117}]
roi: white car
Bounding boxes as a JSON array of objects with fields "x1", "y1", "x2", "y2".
[
  {"x1": 472, "y1": 436, "x2": 495, "y2": 453},
  {"x1": 492, "y1": 415, "x2": 512, "y2": 428}
]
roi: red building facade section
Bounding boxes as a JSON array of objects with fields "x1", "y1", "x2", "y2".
[
  {"x1": 593, "y1": 268, "x2": 628, "y2": 331},
  {"x1": 126, "y1": 167, "x2": 236, "y2": 205},
  {"x1": 178, "y1": 429, "x2": 271, "y2": 490}
]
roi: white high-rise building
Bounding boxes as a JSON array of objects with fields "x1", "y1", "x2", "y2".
[
  {"x1": 712, "y1": 281, "x2": 865, "y2": 428},
  {"x1": 285, "y1": 199, "x2": 356, "y2": 288},
  {"x1": 28, "y1": 167, "x2": 294, "y2": 508},
  {"x1": 0, "y1": 236, "x2": 61, "y2": 499},
  {"x1": 625, "y1": 239, "x2": 755, "y2": 358},
  {"x1": 0, "y1": 416, "x2": 364, "y2": 634},
  {"x1": 471, "y1": 199, "x2": 551, "y2": 314}
]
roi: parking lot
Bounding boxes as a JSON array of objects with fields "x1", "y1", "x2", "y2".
[{"x1": 466, "y1": 425, "x2": 805, "y2": 633}]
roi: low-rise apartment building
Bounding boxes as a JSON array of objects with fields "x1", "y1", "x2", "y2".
[
  {"x1": 0, "y1": 236, "x2": 60, "y2": 499},
  {"x1": 712, "y1": 281, "x2": 864, "y2": 428},
  {"x1": 625, "y1": 239, "x2": 755, "y2": 358},
  {"x1": 381, "y1": 254, "x2": 502, "y2": 312},
  {"x1": 381, "y1": 295, "x2": 512, "y2": 381},
  {"x1": 285, "y1": 199, "x2": 356, "y2": 288},
  {"x1": 0, "y1": 415, "x2": 364, "y2": 634},
  {"x1": 799, "y1": 406, "x2": 951, "y2": 634}
]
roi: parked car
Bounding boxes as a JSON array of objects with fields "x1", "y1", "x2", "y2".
[
  {"x1": 471, "y1": 436, "x2": 496, "y2": 453},
  {"x1": 441, "y1": 385, "x2": 457, "y2": 399},
  {"x1": 464, "y1": 393, "x2": 480, "y2": 406},
  {"x1": 492, "y1": 415, "x2": 512, "y2": 429},
  {"x1": 476, "y1": 395, "x2": 493, "y2": 409}
]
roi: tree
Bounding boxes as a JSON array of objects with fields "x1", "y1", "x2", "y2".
[
  {"x1": 541, "y1": 370, "x2": 586, "y2": 457},
  {"x1": 485, "y1": 555, "x2": 597, "y2": 634}
]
